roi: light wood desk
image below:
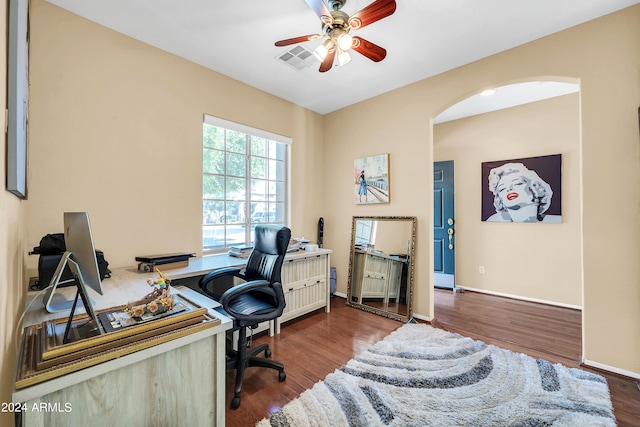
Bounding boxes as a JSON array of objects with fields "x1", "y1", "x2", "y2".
[
  {"x1": 13, "y1": 263, "x2": 234, "y2": 427},
  {"x1": 13, "y1": 251, "x2": 332, "y2": 426}
]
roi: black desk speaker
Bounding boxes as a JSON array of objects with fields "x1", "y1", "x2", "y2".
[{"x1": 317, "y1": 217, "x2": 324, "y2": 248}]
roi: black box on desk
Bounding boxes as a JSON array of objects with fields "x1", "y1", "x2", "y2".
[{"x1": 33, "y1": 251, "x2": 110, "y2": 291}]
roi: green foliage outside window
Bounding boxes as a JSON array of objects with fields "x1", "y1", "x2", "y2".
[{"x1": 202, "y1": 122, "x2": 288, "y2": 252}]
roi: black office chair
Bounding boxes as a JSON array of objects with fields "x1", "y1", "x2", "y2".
[{"x1": 199, "y1": 224, "x2": 290, "y2": 409}]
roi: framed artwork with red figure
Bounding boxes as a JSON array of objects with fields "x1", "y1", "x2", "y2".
[{"x1": 481, "y1": 154, "x2": 562, "y2": 223}]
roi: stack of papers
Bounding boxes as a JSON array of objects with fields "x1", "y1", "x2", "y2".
[{"x1": 229, "y1": 245, "x2": 253, "y2": 258}]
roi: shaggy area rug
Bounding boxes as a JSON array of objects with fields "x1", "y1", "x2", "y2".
[{"x1": 257, "y1": 323, "x2": 615, "y2": 427}]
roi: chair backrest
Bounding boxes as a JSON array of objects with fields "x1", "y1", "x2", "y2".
[{"x1": 244, "y1": 225, "x2": 291, "y2": 284}]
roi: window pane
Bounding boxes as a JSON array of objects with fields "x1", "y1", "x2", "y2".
[
  {"x1": 203, "y1": 124, "x2": 224, "y2": 150},
  {"x1": 226, "y1": 178, "x2": 246, "y2": 201},
  {"x1": 273, "y1": 203, "x2": 285, "y2": 223},
  {"x1": 267, "y1": 181, "x2": 276, "y2": 201},
  {"x1": 251, "y1": 156, "x2": 267, "y2": 179},
  {"x1": 251, "y1": 137, "x2": 268, "y2": 157},
  {"x1": 203, "y1": 200, "x2": 224, "y2": 224},
  {"x1": 226, "y1": 152, "x2": 246, "y2": 177},
  {"x1": 251, "y1": 179, "x2": 267, "y2": 201},
  {"x1": 203, "y1": 225, "x2": 225, "y2": 250},
  {"x1": 203, "y1": 175, "x2": 224, "y2": 198},
  {"x1": 203, "y1": 148, "x2": 224, "y2": 174},
  {"x1": 226, "y1": 131, "x2": 246, "y2": 154},
  {"x1": 250, "y1": 203, "x2": 262, "y2": 220},
  {"x1": 270, "y1": 159, "x2": 285, "y2": 181},
  {"x1": 270, "y1": 140, "x2": 286, "y2": 161},
  {"x1": 225, "y1": 201, "x2": 245, "y2": 224},
  {"x1": 226, "y1": 225, "x2": 245, "y2": 247},
  {"x1": 355, "y1": 220, "x2": 374, "y2": 245},
  {"x1": 270, "y1": 181, "x2": 285, "y2": 202}
]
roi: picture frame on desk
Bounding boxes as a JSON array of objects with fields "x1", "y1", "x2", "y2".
[
  {"x1": 15, "y1": 294, "x2": 218, "y2": 389},
  {"x1": 41, "y1": 294, "x2": 206, "y2": 359}
]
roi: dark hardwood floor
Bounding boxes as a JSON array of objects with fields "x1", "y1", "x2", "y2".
[{"x1": 225, "y1": 290, "x2": 640, "y2": 427}]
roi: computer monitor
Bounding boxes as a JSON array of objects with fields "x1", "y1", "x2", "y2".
[{"x1": 43, "y1": 212, "x2": 104, "y2": 313}]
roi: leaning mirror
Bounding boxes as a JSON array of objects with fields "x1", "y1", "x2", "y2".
[{"x1": 346, "y1": 216, "x2": 416, "y2": 322}]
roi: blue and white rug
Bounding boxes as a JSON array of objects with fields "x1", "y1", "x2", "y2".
[{"x1": 257, "y1": 323, "x2": 615, "y2": 426}]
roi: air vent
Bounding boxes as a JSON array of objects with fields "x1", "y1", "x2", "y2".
[{"x1": 276, "y1": 45, "x2": 317, "y2": 71}]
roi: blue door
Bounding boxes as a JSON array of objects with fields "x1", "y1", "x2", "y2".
[{"x1": 434, "y1": 161, "x2": 455, "y2": 289}]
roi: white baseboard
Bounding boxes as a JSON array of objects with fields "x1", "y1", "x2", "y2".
[
  {"x1": 333, "y1": 291, "x2": 347, "y2": 299},
  {"x1": 458, "y1": 286, "x2": 582, "y2": 310},
  {"x1": 582, "y1": 359, "x2": 640, "y2": 380},
  {"x1": 411, "y1": 313, "x2": 432, "y2": 322}
]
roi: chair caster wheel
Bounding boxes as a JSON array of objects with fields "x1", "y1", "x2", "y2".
[
  {"x1": 265, "y1": 349, "x2": 272, "y2": 358},
  {"x1": 230, "y1": 397, "x2": 241, "y2": 409},
  {"x1": 279, "y1": 371, "x2": 286, "y2": 381}
]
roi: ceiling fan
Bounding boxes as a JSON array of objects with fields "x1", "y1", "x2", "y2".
[{"x1": 275, "y1": 0, "x2": 397, "y2": 72}]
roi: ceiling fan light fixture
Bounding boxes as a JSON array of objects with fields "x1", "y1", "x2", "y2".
[
  {"x1": 337, "y1": 49, "x2": 352, "y2": 66},
  {"x1": 275, "y1": 0, "x2": 397, "y2": 73},
  {"x1": 313, "y1": 39, "x2": 333, "y2": 61},
  {"x1": 337, "y1": 32, "x2": 353, "y2": 51}
]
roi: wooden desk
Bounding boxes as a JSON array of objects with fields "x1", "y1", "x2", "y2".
[
  {"x1": 13, "y1": 266, "x2": 233, "y2": 427},
  {"x1": 13, "y1": 250, "x2": 332, "y2": 426}
]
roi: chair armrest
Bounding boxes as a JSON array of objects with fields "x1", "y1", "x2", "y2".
[
  {"x1": 219, "y1": 279, "x2": 273, "y2": 304},
  {"x1": 220, "y1": 281, "x2": 285, "y2": 323},
  {"x1": 199, "y1": 267, "x2": 246, "y2": 300}
]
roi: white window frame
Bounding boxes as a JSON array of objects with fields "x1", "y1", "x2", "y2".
[{"x1": 202, "y1": 115, "x2": 291, "y2": 255}]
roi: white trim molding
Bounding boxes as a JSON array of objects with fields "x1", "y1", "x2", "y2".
[
  {"x1": 582, "y1": 359, "x2": 640, "y2": 380},
  {"x1": 459, "y1": 286, "x2": 582, "y2": 310}
]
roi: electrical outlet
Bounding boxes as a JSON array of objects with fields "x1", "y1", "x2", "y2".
[{"x1": 479, "y1": 266, "x2": 485, "y2": 275}]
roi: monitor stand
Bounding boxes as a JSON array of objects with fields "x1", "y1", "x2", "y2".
[
  {"x1": 61, "y1": 258, "x2": 105, "y2": 343},
  {"x1": 41, "y1": 251, "x2": 104, "y2": 342},
  {"x1": 43, "y1": 251, "x2": 95, "y2": 313}
]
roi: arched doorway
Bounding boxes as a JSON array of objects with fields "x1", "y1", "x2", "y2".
[{"x1": 431, "y1": 79, "x2": 582, "y2": 309}]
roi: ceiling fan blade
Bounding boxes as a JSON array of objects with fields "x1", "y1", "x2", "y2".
[
  {"x1": 304, "y1": 0, "x2": 334, "y2": 24},
  {"x1": 348, "y1": 0, "x2": 396, "y2": 30},
  {"x1": 352, "y1": 36, "x2": 387, "y2": 62},
  {"x1": 319, "y1": 48, "x2": 336, "y2": 72},
  {"x1": 275, "y1": 34, "x2": 322, "y2": 47}
]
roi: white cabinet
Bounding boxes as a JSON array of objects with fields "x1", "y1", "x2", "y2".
[
  {"x1": 352, "y1": 250, "x2": 403, "y2": 304},
  {"x1": 277, "y1": 250, "x2": 331, "y2": 333},
  {"x1": 168, "y1": 250, "x2": 332, "y2": 336}
]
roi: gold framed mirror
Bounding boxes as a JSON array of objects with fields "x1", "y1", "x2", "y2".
[{"x1": 346, "y1": 216, "x2": 416, "y2": 322}]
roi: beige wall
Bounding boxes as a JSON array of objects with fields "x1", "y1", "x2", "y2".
[
  {"x1": 25, "y1": 0, "x2": 325, "y2": 272},
  {"x1": 434, "y1": 93, "x2": 581, "y2": 307},
  {"x1": 1, "y1": 0, "x2": 27, "y2": 424},
  {"x1": 324, "y1": 6, "x2": 640, "y2": 375},
  {"x1": 374, "y1": 220, "x2": 413, "y2": 255}
]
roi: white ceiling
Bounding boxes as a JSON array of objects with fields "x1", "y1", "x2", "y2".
[{"x1": 46, "y1": 0, "x2": 638, "y2": 116}]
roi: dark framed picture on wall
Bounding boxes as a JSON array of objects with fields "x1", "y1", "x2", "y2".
[
  {"x1": 7, "y1": 0, "x2": 29, "y2": 198},
  {"x1": 481, "y1": 154, "x2": 562, "y2": 223}
]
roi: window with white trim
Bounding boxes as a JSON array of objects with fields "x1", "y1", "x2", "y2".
[
  {"x1": 354, "y1": 220, "x2": 376, "y2": 246},
  {"x1": 202, "y1": 115, "x2": 290, "y2": 254}
]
